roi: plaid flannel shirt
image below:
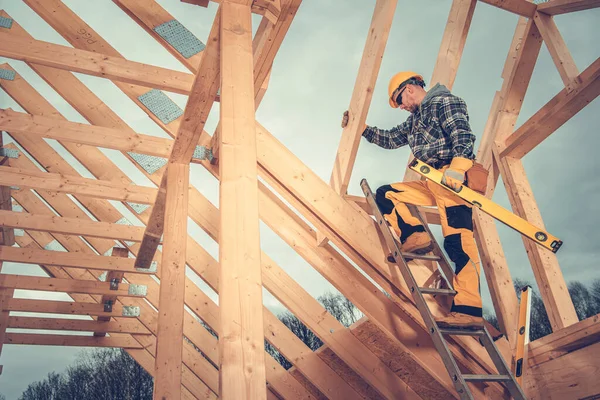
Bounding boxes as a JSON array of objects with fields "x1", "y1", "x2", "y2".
[{"x1": 362, "y1": 89, "x2": 476, "y2": 167}]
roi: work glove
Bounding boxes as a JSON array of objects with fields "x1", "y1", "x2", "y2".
[
  {"x1": 341, "y1": 110, "x2": 349, "y2": 128},
  {"x1": 441, "y1": 157, "x2": 473, "y2": 192}
]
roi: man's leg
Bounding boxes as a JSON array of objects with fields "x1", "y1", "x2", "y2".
[
  {"x1": 375, "y1": 181, "x2": 436, "y2": 254},
  {"x1": 426, "y1": 175, "x2": 483, "y2": 328}
]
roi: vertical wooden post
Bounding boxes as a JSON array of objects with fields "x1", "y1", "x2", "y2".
[
  {"x1": 94, "y1": 246, "x2": 130, "y2": 336},
  {"x1": 329, "y1": 0, "x2": 397, "y2": 195},
  {"x1": 219, "y1": 1, "x2": 267, "y2": 399},
  {"x1": 153, "y1": 162, "x2": 190, "y2": 400},
  {"x1": 0, "y1": 268, "x2": 14, "y2": 374}
]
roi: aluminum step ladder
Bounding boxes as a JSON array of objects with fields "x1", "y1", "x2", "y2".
[{"x1": 360, "y1": 178, "x2": 527, "y2": 400}]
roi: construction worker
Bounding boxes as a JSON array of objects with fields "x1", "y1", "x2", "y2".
[{"x1": 343, "y1": 71, "x2": 483, "y2": 328}]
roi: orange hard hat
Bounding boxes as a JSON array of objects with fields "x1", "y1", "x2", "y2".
[{"x1": 388, "y1": 71, "x2": 424, "y2": 108}]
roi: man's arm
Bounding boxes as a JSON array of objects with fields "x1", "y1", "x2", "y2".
[
  {"x1": 361, "y1": 121, "x2": 410, "y2": 150},
  {"x1": 438, "y1": 96, "x2": 476, "y2": 159}
]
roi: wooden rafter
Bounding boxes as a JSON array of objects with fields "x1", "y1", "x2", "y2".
[
  {"x1": 8, "y1": 317, "x2": 152, "y2": 335},
  {"x1": 537, "y1": 0, "x2": 600, "y2": 15}
]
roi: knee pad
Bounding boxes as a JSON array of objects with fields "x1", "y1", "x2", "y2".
[
  {"x1": 444, "y1": 233, "x2": 470, "y2": 273},
  {"x1": 375, "y1": 184, "x2": 400, "y2": 215}
]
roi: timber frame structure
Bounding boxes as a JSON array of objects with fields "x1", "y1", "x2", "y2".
[{"x1": 0, "y1": 0, "x2": 598, "y2": 399}]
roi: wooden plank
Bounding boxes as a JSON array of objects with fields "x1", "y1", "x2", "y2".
[
  {"x1": 135, "y1": 7, "x2": 220, "y2": 269},
  {"x1": 329, "y1": 0, "x2": 397, "y2": 195},
  {"x1": 154, "y1": 163, "x2": 190, "y2": 400},
  {"x1": 533, "y1": 11, "x2": 579, "y2": 86},
  {"x1": 219, "y1": 2, "x2": 267, "y2": 399},
  {"x1": 472, "y1": 17, "x2": 542, "y2": 345},
  {"x1": 0, "y1": 210, "x2": 145, "y2": 241},
  {"x1": 4, "y1": 333, "x2": 144, "y2": 348},
  {"x1": 478, "y1": 0, "x2": 537, "y2": 17},
  {"x1": 402, "y1": 0, "x2": 476, "y2": 182},
  {"x1": 525, "y1": 340, "x2": 600, "y2": 400},
  {"x1": 0, "y1": 31, "x2": 195, "y2": 95},
  {"x1": 494, "y1": 153, "x2": 578, "y2": 330},
  {"x1": 0, "y1": 287, "x2": 14, "y2": 359},
  {"x1": 0, "y1": 274, "x2": 147, "y2": 298},
  {"x1": 7, "y1": 316, "x2": 152, "y2": 335},
  {"x1": 0, "y1": 245, "x2": 154, "y2": 274},
  {"x1": 0, "y1": 109, "x2": 173, "y2": 158},
  {"x1": 95, "y1": 247, "x2": 130, "y2": 336},
  {"x1": 3, "y1": 298, "x2": 139, "y2": 318},
  {"x1": 500, "y1": 57, "x2": 600, "y2": 159},
  {"x1": 0, "y1": 134, "x2": 15, "y2": 247},
  {"x1": 527, "y1": 313, "x2": 600, "y2": 366},
  {"x1": 537, "y1": 0, "x2": 600, "y2": 15},
  {"x1": 0, "y1": 165, "x2": 157, "y2": 204}
]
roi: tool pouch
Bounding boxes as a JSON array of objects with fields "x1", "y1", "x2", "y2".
[{"x1": 465, "y1": 162, "x2": 488, "y2": 195}]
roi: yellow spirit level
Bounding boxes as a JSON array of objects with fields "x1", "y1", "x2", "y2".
[
  {"x1": 409, "y1": 159, "x2": 563, "y2": 253},
  {"x1": 514, "y1": 286, "x2": 532, "y2": 386}
]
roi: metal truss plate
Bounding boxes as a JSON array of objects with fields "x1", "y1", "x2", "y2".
[
  {"x1": 127, "y1": 151, "x2": 168, "y2": 175},
  {"x1": 153, "y1": 19, "x2": 205, "y2": 59},
  {"x1": 193, "y1": 146, "x2": 213, "y2": 161},
  {"x1": 128, "y1": 284, "x2": 148, "y2": 297},
  {"x1": 0, "y1": 69, "x2": 15, "y2": 81},
  {"x1": 127, "y1": 202, "x2": 150, "y2": 214},
  {"x1": 122, "y1": 306, "x2": 140, "y2": 317},
  {"x1": 138, "y1": 89, "x2": 183, "y2": 125},
  {"x1": 0, "y1": 16, "x2": 13, "y2": 29},
  {"x1": 0, "y1": 148, "x2": 19, "y2": 158},
  {"x1": 44, "y1": 240, "x2": 67, "y2": 252}
]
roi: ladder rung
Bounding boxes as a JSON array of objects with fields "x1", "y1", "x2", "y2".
[
  {"x1": 419, "y1": 287, "x2": 456, "y2": 296},
  {"x1": 438, "y1": 328, "x2": 485, "y2": 336},
  {"x1": 402, "y1": 252, "x2": 440, "y2": 261},
  {"x1": 463, "y1": 374, "x2": 512, "y2": 382}
]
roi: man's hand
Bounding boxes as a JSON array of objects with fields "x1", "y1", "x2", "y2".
[
  {"x1": 441, "y1": 157, "x2": 473, "y2": 192},
  {"x1": 341, "y1": 110, "x2": 349, "y2": 128}
]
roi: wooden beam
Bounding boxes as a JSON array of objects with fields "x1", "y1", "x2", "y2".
[
  {"x1": 534, "y1": 11, "x2": 579, "y2": 86},
  {"x1": 329, "y1": 0, "x2": 397, "y2": 195},
  {"x1": 0, "y1": 245, "x2": 154, "y2": 274},
  {"x1": 0, "y1": 274, "x2": 147, "y2": 298},
  {"x1": 494, "y1": 151, "x2": 578, "y2": 330},
  {"x1": 527, "y1": 313, "x2": 600, "y2": 366},
  {"x1": 537, "y1": 0, "x2": 600, "y2": 15},
  {"x1": 134, "y1": 7, "x2": 220, "y2": 269},
  {"x1": 478, "y1": 0, "x2": 537, "y2": 17},
  {"x1": 0, "y1": 165, "x2": 157, "y2": 205},
  {"x1": 0, "y1": 31, "x2": 195, "y2": 95},
  {"x1": 471, "y1": 18, "x2": 542, "y2": 346},
  {"x1": 500, "y1": 57, "x2": 600, "y2": 159},
  {"x1": 7, "y1": 316, "x2": 152, "y2": 335},
  {"x1": 94, "y1": 247, "x2": 131, "y2": 336},
  {"x1": 0, "y1": 109, "x2": 172, "y2": 158},
  {"x1": 0, "y1": 210, "x2": 145, "y2": 241},
  {"x1": 0, "y1": 135, "x2": 15, "y2": 247},
  {"x1": 0, "y1": 286, "x2": 14, "y2": 360},
  {"x1": 219, "y1": 2, "x2": 267, "y2": 398},
  {"x1": 154, "y1": 163, "x2": 190, "y2": 400},
  {"x1": 402, "y1": 0, "x2": 476, "y2": 182},
  {"x1": 3, "y1": 298, "x2": 139, "y2": 318},
  {"x1": 4, "y1": 333, "x2": 144, "y2": 348}
]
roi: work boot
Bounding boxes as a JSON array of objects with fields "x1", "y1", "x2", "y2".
[
  {"x1": 435, "y1": 312, "x2": 484, "y2": 329},
  {"x1": 387, "y1": 231, "x2": 433, "y2": 262}
]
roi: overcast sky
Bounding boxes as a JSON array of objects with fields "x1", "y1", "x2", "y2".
[{"x1": 0, "y1": 0, "x2": 599, "y2": 398}]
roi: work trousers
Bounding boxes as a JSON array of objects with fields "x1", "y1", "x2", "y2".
[{"x1": 375, "y1": 166, "x2": 482, "y2": 317}]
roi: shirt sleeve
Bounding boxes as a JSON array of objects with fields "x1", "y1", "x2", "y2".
[
  {"x1": 361, "y1": 121, "x2": 409, "y2": 150},
  {"x1": 437, "y1": 96, "x2": 476, "y2": 159}
]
